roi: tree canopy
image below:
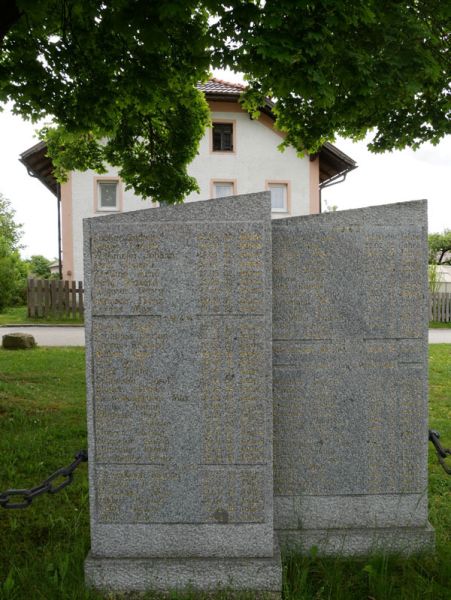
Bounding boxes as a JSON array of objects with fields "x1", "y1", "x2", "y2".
[
  {"x1": 429, "y1": 230, "x2": 451, "y2": 264},
  {"x1": 25, "y1": 255, "x2": 53, "y2": 279},
  {"x1": 0, "y1": 192, "x2": 22, "y2": 256},
  {"x1": 1, "y1": 1, "x2": 450, "y2": 203},
  {"x1": 0, "y1": 193, "x2": 26, "y2": 310}
]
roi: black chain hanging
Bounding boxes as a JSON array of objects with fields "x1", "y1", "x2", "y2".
[
  {"x1": 1, "y1": 430, "x2": 450, "y2": 510},
  {"x1": 429, "y1": 430, "x2": 451, "y2": 475},
  {"x1": 0, "y1": 450, "x2": 88, "y2": 509}
]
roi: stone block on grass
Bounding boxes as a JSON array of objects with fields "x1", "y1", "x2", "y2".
[{"x1": 2, "y1": 333, "x2": 36, "y2": 350}]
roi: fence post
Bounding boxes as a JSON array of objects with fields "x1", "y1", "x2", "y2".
[
  {"x1": 78, "y1": 281, "x2": 84, "y2": 316},
  {"x1": 430, "y1": 292, "x2": 451, "y2": 323},
  {"x1": 70, "y1": 281, "x2": 75, "y2": 318},
  {"x1": 64, "y1": 280, "x2": 70, "y2": 317},
  {"x1": 27, "y1": 279, "x2": 33, "y2": 317}
]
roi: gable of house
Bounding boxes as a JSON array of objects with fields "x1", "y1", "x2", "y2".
[{"x1": 20, "y1": 79, "x2": 357, "y2": 281}]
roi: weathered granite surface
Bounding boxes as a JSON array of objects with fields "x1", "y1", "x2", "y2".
[
  {"x1": 272, "y1": 201, "x2": 434, "y2": 554},
  {"x1": 279, "y1": 525, "x2": 435, "y2": 557},
  {"x1": 84, "y1": 193, "x2": 281, "y2": 592},
  {"x1": 85, "y1": 544, "x2": 282, "y2": 594}
]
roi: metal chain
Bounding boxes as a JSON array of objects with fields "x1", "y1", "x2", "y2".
[
  {"x1": 429, "y1": 430, "x2": 451, "y2": 475},
  {"x1": 1, "y1": 428, "x2": 449, "y2": 510},
  {"x1": 0, "y1": 450, "x2": 88, "y2": 509}
]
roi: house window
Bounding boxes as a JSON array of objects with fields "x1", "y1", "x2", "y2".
[
  {"x1": 212, "y1": 123, "x2": 234, "y2": 152},
  {"x1": 213, "y1": 180, "x2": 235, "y2": 198},
  {"x1": 97, "y1": 181, "x2": 119, "y2": 211},
  {"x1": 268, "y1": 183, "x2": 288, "y2": 213}
]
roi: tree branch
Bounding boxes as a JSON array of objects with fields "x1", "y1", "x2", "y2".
[{"x1": 0, "y1": 0, "x2": 23, "y2": 45}]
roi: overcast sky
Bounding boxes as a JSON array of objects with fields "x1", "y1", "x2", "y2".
[{"x1": 0, "y1": 81, "x2": 449, "y2": 259}]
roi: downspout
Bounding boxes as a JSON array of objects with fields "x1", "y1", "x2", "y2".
[
  {"x1": 56, "y1": 182, "x2": 63, "y2": 280},
  {"x1": 24, "y1": 167, "x2": 63, "y2": 279},
  {"x1": 319, "y1": 168, "x2": 355, "y2": 212}
]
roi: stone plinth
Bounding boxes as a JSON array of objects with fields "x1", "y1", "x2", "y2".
[
  {"x1": 83, "y1": 193, "x2": 281, "y2": 594},
  {"x1": 272, "y1": 201, "x2": 434, "y2": 555}
]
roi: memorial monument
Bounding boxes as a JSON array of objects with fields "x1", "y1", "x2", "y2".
[
  {"x1": 83, "y1": 192, "x2": 282, "y2": 594},
  {"x1": 83, "y1": 193, "x2": 433, "y2": 594},
  {"x1": 272, "y1": 201, "x2": 434, "y2": 554}
]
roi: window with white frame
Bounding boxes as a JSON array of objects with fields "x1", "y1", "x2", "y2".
[
  {"x1": 97, "y1": 181, "x2": 119, "y2": 211},
  {"x1": 213, "y1": 181, "x2": 235, "y2": 198},
  {"x1": 268, "y1": 183, "x2": 288, "y2": 213}
]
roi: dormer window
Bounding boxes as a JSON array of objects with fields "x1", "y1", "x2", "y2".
[{"x1": 212, "y1": 122, "x2": 234, "y2": 152}]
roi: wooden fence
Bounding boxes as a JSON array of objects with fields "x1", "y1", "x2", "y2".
[
  {"x1": 27, "y1": 279, "x2": 84, "y2": 319},
  {"x1": 430, "y1": 292, "x2": 451, "y2": 323}
]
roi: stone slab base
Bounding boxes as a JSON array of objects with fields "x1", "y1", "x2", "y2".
[
  {"x1": 277, "y1": 524, "x2": 435, "y2": 556},
  {"x1": 85, "y1": 550, "x2": 282, "y2": 596}
]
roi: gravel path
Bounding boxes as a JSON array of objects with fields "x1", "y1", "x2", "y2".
[{"x1": 0, "y1": 326, "x2": 85, "y2": 346}]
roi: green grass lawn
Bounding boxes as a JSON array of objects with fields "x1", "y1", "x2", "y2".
[
  {"x1": 0, "y1": 306, "x2": 84, "y2": 326},
  {"x1": 0, "y1": 346, "x2": 450, "y2": 599},
  {"x1": 429, "y1": 321, "x2": 451, "y2": 329}
]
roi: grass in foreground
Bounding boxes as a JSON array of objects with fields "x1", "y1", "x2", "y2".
[
  {"x1": 0, "y1": 306, "x2": 83, "y2": 326},
  {"x1": 0, "y1": 346, "x2": 450, "y2": 599}
]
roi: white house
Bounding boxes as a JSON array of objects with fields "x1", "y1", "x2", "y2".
[
  {"x1": 431, "y1": 265, "x2": 451, "y2": 293},
  {"x1": 20, "y1": 79, "x2": 356, "y2": 281}
]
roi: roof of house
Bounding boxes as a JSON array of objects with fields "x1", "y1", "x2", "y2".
[
  {"x1": 200, "y1": 79, "x2": 356, "y2": 184},
  {"x1": 198, "y1": 78, "x2": 247, "y2": 95},
  {"x1": 20, "y1": 140, "x2": 57, "y2": 195},
  {"x1": 20, "y1": 78, "x2": 356, "y2": 195}
]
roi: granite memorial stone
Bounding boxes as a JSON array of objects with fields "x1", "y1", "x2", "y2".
[
  {"x1": 83, "y1": 193, "x2": 281, "y2": 593},
  {"x1": 272, "y1": 201, "x2": 434, "y2": 554}
]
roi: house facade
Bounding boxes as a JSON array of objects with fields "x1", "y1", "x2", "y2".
[{"x1": 20, "y1": 79, "x2": 356, "y2": 281}]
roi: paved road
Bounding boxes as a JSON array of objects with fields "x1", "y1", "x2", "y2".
[
  {"x1": 429, "y1": 329, "x2": 451, "y2": 344},
  {"x1": 0, "y1": 326, "x2": 85, "y2": 346},
  {"x1": 1, "y1": 326, "x2": 450, "y2": 347}
]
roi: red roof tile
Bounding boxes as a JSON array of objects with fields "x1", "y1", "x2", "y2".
[{"x1": 197, "y1": 78, "x2": 247, "y2": 95}]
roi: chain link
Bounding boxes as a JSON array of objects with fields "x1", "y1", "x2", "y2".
[
  {"x1": 1, "y1": 429, "x2": 449, "y2": 510},
  {"x1": 429, "y1": 430, "x2": 451, "y2": 475},
  {"x1": 0, "y1": 450, "x2": 88, "y2": 509}
]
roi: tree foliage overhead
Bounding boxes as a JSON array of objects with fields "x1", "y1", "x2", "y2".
[
  {"x1": 1, "y1": 1, "x2": 212, "y2": 202},
  {"x1": 1, "y1": 1, "x2": 450, "y2": 203}
]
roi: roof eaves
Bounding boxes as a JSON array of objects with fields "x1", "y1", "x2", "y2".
[
  {"x1": 19, "y1": 140, "x2": 47, "y2": 160},
  {"x1": 322, "y1": 141, "x2": 357, "y2": 168}
]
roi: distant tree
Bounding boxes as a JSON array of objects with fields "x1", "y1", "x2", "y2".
[
  {"x1": 428, "y1": 230, "x2": 451, "y2": 265},
  {"x1": 0, "y1": 194, "x2": 26, "y2": 310},
  {"x1": 323, "y1": 199, "x2": 338, "y2": 212},
  {"x1": 0, "y1": 2, "x2": 449, "y2": 203},
  {"x1": 0, "y1": 253, "x2": 27, "y2": 310},
  {"x1": 25, "y1": 255, "x2": 52, "y2": 279},
  {"x1": 0, "y1": 193, "x2": 22, "y2": 255}
]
